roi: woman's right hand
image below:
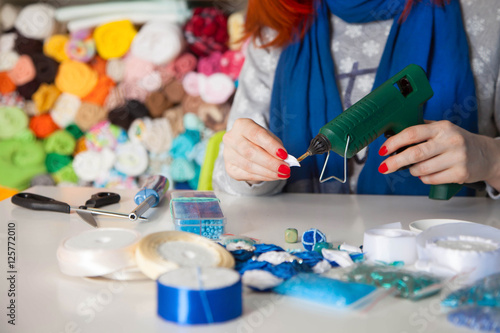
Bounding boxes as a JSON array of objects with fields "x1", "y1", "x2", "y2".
[{"x1": 223, "y1": 118, "x2": 291, "y2": 184}]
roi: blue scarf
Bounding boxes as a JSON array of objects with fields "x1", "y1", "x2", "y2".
[{"x1": 270, "y1": 0, "x2": 478, "y2": 196}]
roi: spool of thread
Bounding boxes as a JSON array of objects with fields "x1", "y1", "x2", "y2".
[
  {"x1": 29, "y1": 114, "x2": 59, "y2": 138},
  {"x1": 0, "y1": 106, "x2": 28, "y2": 140},
  {"x1": 75, "y1": 102, "x2": 107, "y2": 132},
  {"x1": 57, "y1": 228, "x2": 142, "y2": 277},
  {"x1": 52, "y1": 163, "x2": 78, "y2": 184},
  {"x1": 31, "y1": 53, "x2": 58, "y2": 83},
  {"x1": 135, "y1": 231, "x2": 235, "y2": 280},
  {"x1": 157, "y1": 267, "x2": 242, "y2": 325},
  {"x1": 105, "y1": 58, "x2": 125, "y2": 83},
  {"x1": 45, "y1": 153, "x2": 72, "y2": 173},
  {"x1": 73, "y1": 149, "x2": 115, "y2": 182},
  {"x1": 0, "y1": 33, "x2": 16, "y2": 52},
  {"x1": 131, "y1": 21, "x2": 184, "y2": 65},
  {"x1": 0, "y1": 72, "x2": 16, "y2": 94},
  {"x1": 43, "y1": 34, "x2": 70, "y2": 63},
  {"x1": 32, "y1": 83, "x2": 61, "y2": 114},
  {"x1": 227, "y1": 12, "x2": 245, "y2": 51},
  {"x1": 173, "y1": 53, "x2": 197, "y2": 79},
  {"x1": 81, "y1": 75, "x2": 115, "y2": 106},
  {"x1": 114, "y1": 142, "x2": 148, "y2": 176},
  {"x1": 8, "y1": 54, "x2": 36, "y2": 86},
  {"x1": 65, "y1": 37, "x2": 95, "y2": 63},
  {"x1": 164, "y1": 106, "x2": 184, "y2": 137},
  {"x1": 94, "y1": 20, "x2": 137, "y2": 60},
  {"x1": 14, "y1": 35, "x2": 43, "y2": 55},
  {"x1": 197, "y1": 52, "x2": 222, "y2": 76},
  {"x1": 44, "y1": 129, "x2": 76, "y2": 155},
  {"x1": 14, "y1": 4, "x2": 56, "y2": 40},
  {"x1": 1, "y1": 4, "x2": 20, "y2": 31},
  {"x1": 108, "y1": 100, "x2": 150, "y2": 130},
  {"x1": 17, "y1": 80, "x2": 41, "y2": 100},
  {"x1": 0, "y1": 50, "x2": 19, "y2": 72},
  {"x1": 50, "y1": 92, "x2": 81, "y2": 128},
  {"x1": 145, "y1": 91, "x2": 173, "y2": 118},
  {"x1": 199, "y1": 73, "x2": 235, "y2": 105},
  {"x1": 363, "y1": 226, "x2": 418, "y2": 265},
  {"x1": 182, "y1": 95, "x2": 203, "y2": 115},
  {"x1": 184, "y1": 7, "x2": 229, "y2": 57},
  {"x1": 55, "y1": 60, "x2": 98, "y2": 98}
]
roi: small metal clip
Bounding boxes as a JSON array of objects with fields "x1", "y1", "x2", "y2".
[{"x1": 319, "y1": 135, "x2": 350, "y2": 184}]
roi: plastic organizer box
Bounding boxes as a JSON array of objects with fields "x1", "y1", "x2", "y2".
[{"x1": 169, "y1": 191, "x2": 226, "y2": 240}]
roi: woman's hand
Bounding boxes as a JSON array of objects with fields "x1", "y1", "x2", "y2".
[
  {"x1": 223, "y1": 118, "x2": 291, "y2": 184},
  {"x1": 378, "y1": 120, "x2": 500, "y2": 189}
]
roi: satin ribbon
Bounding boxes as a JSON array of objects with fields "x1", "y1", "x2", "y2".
[
  {"x1": 14, "y1": 3, "x2": 56, "y2": 40},
  {"x1": 157, "y1": 267, "x2": 242, "y2": 325}
]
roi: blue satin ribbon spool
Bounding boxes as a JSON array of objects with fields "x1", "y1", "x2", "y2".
[{"x1": 157, "y1": 267, "x2": 242, "y2": 325}]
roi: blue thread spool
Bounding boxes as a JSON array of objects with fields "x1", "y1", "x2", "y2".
[{"x1": 302, "y1": 228, "x2": 327, "y2": 251}]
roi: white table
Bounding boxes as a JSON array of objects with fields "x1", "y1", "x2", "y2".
[{"x1": 1, "y1": 186, "x2": 498, "y2": 333}]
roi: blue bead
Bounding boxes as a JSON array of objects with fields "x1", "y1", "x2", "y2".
[{"x1": 302, "y1": 228, "x2": 327, "y2": 251}]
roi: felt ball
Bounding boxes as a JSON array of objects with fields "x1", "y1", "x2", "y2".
[
  {"x1": 114, "y1": 142, "x2": 148, "y2": 176},
  {"x1": 75, "y1": 102, "x2": 107, "y2": 132},
  {"x1": 32, "y1": 83, "x2": 61, "y2": 114},
  {"x1": 0, "y1": 106, "x2": 28, "y2": 139},
  {"x1": 14, "y1": 4, "x2": 56, "y2": 40},
  {"x1": 163, "y1": 79, "x2": 185, "y2": 104},
  {"x1": 145, "y1": 91, "x2": 173, "y2": 118},
  {"x1": 285, "y1": 228, "x2": 298, "y2": 244},
  {"x1": 16, "y1": 79, "x2": 41, "y2": 100},
  {"x1": 0, "y1": 140, "x2": 46, "y2": 190},
  {"x1": 43, "y1": 34, "x2": 69, "y2": 63},
  {"x1": 130, "y1": 21, "x2": 185, "y2": 65},
  {"x1": 0, "y1": 33, "x2": 16, "y2": 52},
  {"x1": 29, "y1": 114, "x2": 59, "y2": 138},
  {"x1": 65, "y1": 37, "x2": 95, "y2": 63},
  {"x1": 93, "y1": 20, "x2": 137, "y2": 60},
  {"x1": 302, "y1": 228, "x2": 327, "y2": 251},
  {"x1": 174, "y1": 53, "x2": 197, "y2": 79},
  {"x1": 30, "y1": 53, "x2": 58, "y2": 83},
  {"x1": 182, "y1": 72, "x2": 201, "y2": 97},
  {"x1": 14, "y1": 35, "x2": 43, "y2": 55},
  {"x1": 8, "y1": 54, "x2": 36, "y2": 85},
  {"x1": 197, "y1": 52, "x2": 222, "y2": 76},
  {"x1": 0, "y1": 50, "x2": 19, "y2": 72},
  {"x1": 81, "y1": 75, "x2": 115, "y2": 106},
  {"x1": 52, "y1": 163, "x2": 78, "y2": 184},
  {"x1": 55, "y1": 60, "x2": 98, "y2": 97},
  {"x1": 105, "y1": 58, "x2": 125, "y2": 83},
  {"x1": 44, "y1": 129, "x2": 76, "y2": 155},
  {"x1": 50, "y1": 92, "x2": 81, "y2": 128},
  {"x1": 65, "y1": 123, "x2": 84, "y2": 140},
  {"x1": 45, "y1": 153, "x2": 72, "y2": 173},
  {"x1": 0, "y1": 72, "x2": 16, "y2": 94},
  {"x1": 199, "y1": 73, "x2": 235, "y2": 105}
]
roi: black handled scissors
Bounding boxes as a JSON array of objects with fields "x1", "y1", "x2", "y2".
[{"x1": 11, "y1": 192, "x2": 146, "y2": 227}]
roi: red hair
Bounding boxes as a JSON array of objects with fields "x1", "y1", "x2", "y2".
[{"x1": 245, "y1": 0, "x2": 451, "y2": 48}]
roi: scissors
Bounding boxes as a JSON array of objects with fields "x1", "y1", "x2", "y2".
[{"x1": 11, "y1": 192, "x2": 148, "y2": 227}]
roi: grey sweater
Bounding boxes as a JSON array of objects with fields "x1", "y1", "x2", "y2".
[{"x1": 214, "y1": 0, "x2": 500, "y2": 196}]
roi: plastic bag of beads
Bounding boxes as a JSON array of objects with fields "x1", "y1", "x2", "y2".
[
  {"x1": 442, "y1": 272, "x2": 500, "y2": 309},
  {"x1": 448, "y1": 306, "x2": 500, "y2": 332}
]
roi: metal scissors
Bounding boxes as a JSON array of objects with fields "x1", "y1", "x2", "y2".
[{"x1": 11, "y1": 192, "x2": 147, "y2": 227}]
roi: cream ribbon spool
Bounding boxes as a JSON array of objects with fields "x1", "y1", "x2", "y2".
[
  {"x1": 363, "y1": 222, "x2": 418, "y2": 265},
  {"x1": 416, "y1": 222, "x2": 500, "y2": 282},
  {"x1": 57, "y1": 228, "x2": 145, "y2": 279},
  {"x1": 136, "y1": 231, "x2": 235, "y2": 280}
]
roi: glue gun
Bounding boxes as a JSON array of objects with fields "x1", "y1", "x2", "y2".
[{"x1": 300, "y1": 64, "x2": 462, "y2": 200}]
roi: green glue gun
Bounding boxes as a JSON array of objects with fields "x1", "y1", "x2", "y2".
[{"x1": 299, "y1": 64, "x2": 462, "y2": 200}]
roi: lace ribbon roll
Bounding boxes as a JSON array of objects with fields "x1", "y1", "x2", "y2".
[
  {"x1": 136, "y1": 231, "x2": 235, "y2": 280},
  {"x1": 164, "y1": 105, "x2": 184, "y2": 137},
  {"x1": 163, "y1": 79, "x2": 185, "y2": 104},
  {"x1": 0, "y1": 106, "x2": 28, "y2": 139},
  {"x1": 55, "y1": 60, "x2": 98, "y2": 97},
  {"x1": 131, "y1": 21, "x2": 185, "y2": 65},
  {"x1": 0, "y1": 33, "x2": 16, "y2": 52},
  {"x1": 199, "y1": 73, "x2": 235, "y2": 105},
  {"x1": 29, "y1": 114, "x2": 59, "y2": 138},
  {"x1": 114, "y1": 142, "x2": 149, "y2": 176},
  {"x1": 31, "y1": 53, "x2": 58, "y2": 83},
  {"x1": 50, "y1": 92, "x2": 81, "y2": 128},
  {"x1": 173, "y1": 53, "x2": 197, "y2": 80},
  {"x1": 14, "y1": 35, "x2": 43, "y2": 55},
  {"x1": 0, "y1": 73, "x2": 16, "y2": 94},
  {"x1": 57, "y1": 228, "x2": 142, "y2": 277},
  {"x1": 81, "y1": 75, "x2": 115, "y2": 106},
  {"x1": 14, "y1": 3, "x2": 56, "y2": 40},
  {"x1": 105, "y1": 58, "x2": 125, "y2": 83},
  {"x1": 197, "y1": 52, "x2": 222, "y2": 76},
  {"x1": 32, "y1": 83, "x2": 60, "y2": 114},
  {"x1": 75, "y1": 102, "x2": 107, "y2": 132},
  {"x1": 65, "y1": 37, "x2": 95, "y2": 63},
  {"x1": 94, "y1": 20, "x2": 137, "y2": 60},
  {"x1": 8, "y1": 54, "x2": 36, "y2": 86},
  {"x1": 73, "y1": 148, "x2": 115, "y2": 182},
  {"x1": 0, "y1": 50, "x2": 19, "y2": 72},
  {"x1": 1, "y1": 4, "x2": 20, "y2": 31},
  {"x1": 43, "y1": 34, "x2": 70, "y2": 63},
  {"x1": 227, "y1": 11, "x2": 245, "y2": 51},
  {"x1": 44, "y1": 129, "x2": 76, "y2": 155},
  {"x1": 145, "y1": 91, "x2": 174, "y2": 118}
]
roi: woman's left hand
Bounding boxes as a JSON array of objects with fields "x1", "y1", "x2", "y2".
[{"x1": 378, "y1": 120, "x2": 500, "y2": 186}]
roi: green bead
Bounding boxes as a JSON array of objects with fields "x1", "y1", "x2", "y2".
[
  {"x1": 285, "y1": 228, "x2": 298, "y2": 243},
  {"x1": 313, "y1": 241, "x2": 333, "y2": 254}
]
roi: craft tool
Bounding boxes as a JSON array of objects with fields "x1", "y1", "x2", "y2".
[
  {"x1": 297, "y1": 64, "x2": 463, "y2": 200},
  {"x1": 11, "y1": 192, "x2": 147, "y2": 227},
  {"x1": 129, "y1": 175, "x2": 169, "y2": 221}
]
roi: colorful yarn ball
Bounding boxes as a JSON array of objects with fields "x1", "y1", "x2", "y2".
[
  {"x1": 13, "y1": 128, "x2": 35, "y2": 142},
  {"x1": 32, "y1": 83, "x2": 60, "y2": 114},
  {"x1": 0, "y1": 91, "x2": 25, "y2": 108},
  {"x1": 55, "y1": 60, "x2": 98, "y2": 97},
  {"x1": 163, "y1": 79, "x2": 185, "y2": 104},
  {"x1": 184, "y1": 7, "x2": 229, "y2": 57},
  {"x1": 0, "y1": 140, "x2": 46, "y2": 190},
  {"x1": 85, "y1": 121, "x2": 127, "y2": 151},
  {"x1": 73, "y1": 149, "x2": 115, "y2": 182},
  {"x1": 93, "y1": 168, "x2": 138, "y2": 189},
  {"x1": 123, "y1": 55, "x2": 155, "y2": 83},
  {"x1": 65, "y1": 37, "x2": 95, "y2": 63},
  {"x1": 89, "y1": 56, "x2": 107, "y2": 77},
  {"x1": 145, "y1": 91, "x2": 173, "y2": 118},
  {"x1": 8, "y1": 54, "x2": 36, "y2": 85},
  {"x1": 93, "y1": 20, "x2": 137, "y2": 60},
  {"x1": 29, "y1": 114, "x2": 59, "y2": 138},
  {"x1": 44, "y1": 129, "x2": 76, "y2": 155},
  {"x1": 170, "y1": 130, "x2": 201, "y2": 159},
  {"x1": 108, "y1": 99, "x2": 150, "y2": 130},
  {"x1": 302, "y1": 228, "x2": 327, "y2": 251},
  {"x1": 0, "y1": 106, "x2": 28, "y2": 139},
  {"x1": 43, "y1": 34, "x2": 69, "y2": 63}
]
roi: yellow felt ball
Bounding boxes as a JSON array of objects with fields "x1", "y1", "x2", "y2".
[
  {"x1": 44, "y1": 34, "x2": 70, "y2": 63},
  {"x1": 55, "y1": 60, "x2": 98, "y2": 98},
  {"x1": 94, "y1": 20, "x2": 137, "y2": 60},
  {"x1": 32, "y1": 83, "x2": 61, "y2": 114}
]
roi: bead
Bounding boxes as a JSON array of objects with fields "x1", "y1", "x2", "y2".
[
  {"x1": 285, "y1": 228, "x2": 298, "y2": 243},
  {"x1": 302, "y1": 228, "x2": 327, "y2": 251},
  {"x1": 313, "y1": 241, "x2": 333, "y2": 254}
]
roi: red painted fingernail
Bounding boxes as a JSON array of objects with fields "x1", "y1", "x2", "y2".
[
  {"x1": 276, "y1": 149, "x2": 288, "y2": 160},
  {"x1": 379, "y1": 146, "x2": 388, "y2": 156},
  {"x1": 378, "y1": 163, "x2": 388, "y2": 174},
  {"x1": 278, "y1": 164, "x2": 291, "y2": 174},
  {"x1": 278, "y1": 173, "x2": 290, "y2": 179}
]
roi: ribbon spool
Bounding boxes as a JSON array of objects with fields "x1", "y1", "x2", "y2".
[
  {"x1": 363, "y1": 223, "x2": 418, "y2": 265},
  {"x1": 136, "y1": 231, "x2": 235, "y2": 280},
  {"x1": 57, "y1": 228, "x2": 147, "y2": 280},
  {"x1": 416, "y1": 222, "x2": 500, "y2": 282},
  {"x1": 157, "y1": 267, "x2": 242, "y2": 325}
]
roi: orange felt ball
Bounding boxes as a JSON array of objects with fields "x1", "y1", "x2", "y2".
[
  {"x1": 82, "y1": 75, "x2": 115, "y2": 106},
  {"x1": 0, "y1": 72, "x2": 16, "y2": 94},
  {"x1": 29, "y1": 114, "x2": 60, "y2": 138}
]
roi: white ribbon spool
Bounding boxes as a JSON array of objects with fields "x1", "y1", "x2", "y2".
[
  {"x1": 363, "y1": 223, "x2": 418, "y2": 265},
  {"x1": 136, "y1": 231, "x2": 235, "y2": 280},
  {"x1": 416, "y1": 222, "x2": 500, "y2": 282},
  {"x1": 57, "y1": 228, "x2": 142, "y2": 278}
]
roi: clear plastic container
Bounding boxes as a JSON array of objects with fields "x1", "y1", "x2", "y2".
[{"x1": 169, "y1": 191, "x2": 226, "y2": 240}]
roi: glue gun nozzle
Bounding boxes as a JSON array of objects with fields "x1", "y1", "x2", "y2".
[{"x1": 297, "y1": 152, "x2": 311, "y2": 162}]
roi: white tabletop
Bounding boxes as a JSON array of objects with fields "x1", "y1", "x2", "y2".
[{"x1": 1, "y1": 186, "x2": 499, "y2": 333}]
